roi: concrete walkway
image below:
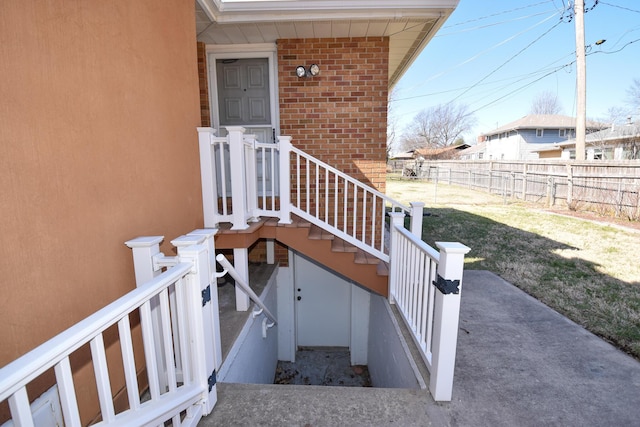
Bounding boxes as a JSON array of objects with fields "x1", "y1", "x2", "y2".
[
  {"x1": 201, "y1": 270, "x2": 640, "y2": 426},
  {"x1": 443, "y1": 270, "x2": 640, "y2": 426}
]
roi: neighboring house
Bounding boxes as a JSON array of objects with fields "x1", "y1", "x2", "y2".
[
  {"x1": 1, "y1": 0, "x2": 459, "y2": 423},
  {"x1": 458, "y1": 141, "x2": 487, "y2": 160},
  {"x1": 478, "y1": 114, "x2": 602, "y2": 160},
  {"x1": 536, "y1": 120, "x2": 640, "y2": 160}
]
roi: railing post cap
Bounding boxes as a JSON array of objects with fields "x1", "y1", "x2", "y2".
[
  {"x1": 435, "y1": 241, "x2": 471, "y2": 255},
  {"x1": 224, "y1": 125, "x2": 246, "y2": 133},
  {"x1": 124, "y1": 236, "x2": 164, "y2": 248},
  {"x1": 171, "y1": 234, "x2": 206, "y2": 247},
  {"x1": 197, "y1": 127, "x2": 216, "y2": 134},
  {"x1": 187, "y1": 228, "x2": 219, "y2": 238},
  {"x1": 277, "y1": 135, "x2": 292, "y2": 142},
  {"x1": 410, "y1": 201, "x2": 425, "y2": 208}
]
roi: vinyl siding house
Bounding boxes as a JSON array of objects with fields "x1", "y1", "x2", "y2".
[
  {"x1": 1, "y1": 1, "x2": 465, "y2": 425},
  {"x1": 476, "y1": 114, "x2": 602, "y2": 160},
  {"x1": 536, "y1": 120, "x2": 640, "y2": 160}
]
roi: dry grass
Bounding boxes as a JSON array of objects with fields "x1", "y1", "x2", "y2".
[{"x1": 387, "y1": 178, "x2": 640, "y2": 359}]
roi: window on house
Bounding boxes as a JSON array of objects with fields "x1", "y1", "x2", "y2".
[
  {"x1": 536, "y1": 129, "x2": 544, "y2": 137},
  {"x1": 478, "y1": 152, "x2": 484, "y2": 159},
  {"x1": 559, "y1": 129, "x2": 566, "y2": 137}
]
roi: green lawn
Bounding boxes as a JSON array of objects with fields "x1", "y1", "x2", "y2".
[{"x1": 387, "y1": 178, "x2": 640, "y2": 359}]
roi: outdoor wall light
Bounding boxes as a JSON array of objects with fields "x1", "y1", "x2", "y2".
[{"x1": 296, "y1": 64, "x2": 320, "y2": 78}]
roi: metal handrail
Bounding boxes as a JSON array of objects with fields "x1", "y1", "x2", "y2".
[{"x1": 215, "y1": 254, "x2": 278, "y2": 326}]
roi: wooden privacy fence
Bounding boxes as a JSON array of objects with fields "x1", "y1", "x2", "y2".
[{"x1": 391, "y1": 160, "x2": 640, "y2": 221}]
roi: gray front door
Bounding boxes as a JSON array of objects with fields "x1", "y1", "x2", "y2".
[{"x1": 216, "y1": 58, "x2": 273, "y2": 143}]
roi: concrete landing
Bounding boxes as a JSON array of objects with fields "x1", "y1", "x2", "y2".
[
  {"x1": 200, "y1": 269, "x2": 640, "y2": 426},
  {"x1": 202, "y1": 383, "x2": 442, "y2": 426},
  {"x1": 274, "y1": 347, "x2": 371, "y2": 387}
]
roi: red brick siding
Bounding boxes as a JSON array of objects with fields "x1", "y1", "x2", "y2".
[
  {"x1": 197, "y1": 42, "x2": 211, "y2": 127},
  {"x1": 278, "y1": 38, "x2": 389, "y2": 193}
]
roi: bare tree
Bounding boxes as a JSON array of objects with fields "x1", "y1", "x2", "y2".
[
  {"x1": 626, "y1": 78, "x2": 640, "y2": 113},
  {"x1": 386, "y1": 87, "x2": 400, "y2": 159},
  {"x1": 400, "y1": 103, "x2": 475, "y2": 150},
  {"x1": 529, "y1": 90, "x2": 563, "y2": 115}
]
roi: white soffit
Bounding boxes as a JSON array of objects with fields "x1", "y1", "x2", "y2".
[{"x1": 196, "y1": 0, "x2": 458, "y2": 87}]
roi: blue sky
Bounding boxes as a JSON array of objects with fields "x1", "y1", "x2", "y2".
[{"x1": 392, "y1": 0, "x2": 640, "y2": 143}]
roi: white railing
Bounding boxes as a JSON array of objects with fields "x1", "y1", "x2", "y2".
[
  {"x1": 0, "y1": 235, "x2": 218, "y2": 427},
  {"x1": 388, "y1": 213, "x2": 470, "y2": 402},
  {"x1": 216, "y1": 254, "x2": 277, "y2": 338},
  {"x1": 197, "y1": 126, "x2": 424, "y2": 261},
  {"x1": 288, "y1": 145, "x2": 419, "y2": 261}
]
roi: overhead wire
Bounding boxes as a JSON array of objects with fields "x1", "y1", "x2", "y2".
[
  {"x1": 401, "y1": 10, "x2": 562, "y2": 93},
  {"x1": 394, "y1": 0, "x2": 638, "y2": 124},
  {"x1": 446, "y1": 18, "x2": 565, "y2": 105}
]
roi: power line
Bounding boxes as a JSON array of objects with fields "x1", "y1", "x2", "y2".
[
  {"x1": 599, "y1": 1, "x2": 640, "y2": 14},
  {"x1": 447, "y1": 19, "x2": 564, "y2": 105},
  {"x1": 435, "y1": 11, "x2": 556, "y2": 37},
  {"x1": 441, "y1": 1, "x2": 555, "y2": 28},
  {"x1": 402, "y1": 11, "x2": 562, "y2": 94}
]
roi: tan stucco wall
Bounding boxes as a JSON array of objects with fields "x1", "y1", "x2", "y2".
[{"x1": 0, "y1": 0, "x2": 202, "y2": 421}]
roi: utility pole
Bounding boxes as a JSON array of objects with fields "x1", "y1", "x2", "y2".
[{"x1": 574, "y1": 0, "x2": 586, "y2": 160}]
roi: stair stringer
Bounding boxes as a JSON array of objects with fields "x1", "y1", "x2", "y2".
[{"x1": 273, "y1": 224, "x2": 389, "y2": 297}]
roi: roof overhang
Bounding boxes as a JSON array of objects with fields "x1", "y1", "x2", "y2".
[{"x1": 196, "y1": 0, "x2": 458, "y2": 87}]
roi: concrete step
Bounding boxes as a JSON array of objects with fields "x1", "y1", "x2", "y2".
[
  {"x1": 308, "y1": 224, "x2": 335, "y2": 240},
  {"x1": 331, "y1": 237, "x2": 358, "y2": 253},
  {"x1": 199, "y1": 382, "x2": 443, "y2": 426}
]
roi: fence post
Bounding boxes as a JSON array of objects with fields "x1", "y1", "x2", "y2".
[
  {"x1": 278, "y1": 136, "x2": 292, "y2": 224},
  {"x1": 430, "y1": 242, "x2": 471, "y2": 401},
  {"x1": 522, "y1": 163, "x2": 528, "y2": 200},
  {"x1": 409, "y1": 202, "x2": 425, "y2": 238},
  {"x1": 546, "y1": 176, "x2": 556, "y2": 207},
  {"x1": 197, "y1": 127, "x2": 218, "y2": 228},
  {"x1": 176, "y1": 242, "x2": 218, "y2": 415},
  {"x1": 226, "y1": 126, "x2": 250, "y2": 230},
  {"x1": 566, "y1": 163, "x2": 573, "y2": 207},
  {"x1": 387, "y1": 212, "x2": 406, "y2": 303},
  {"x1": 434, "y1": 167, "x2": 439, "y2": 204},
  {"x1": 124, "y1": 236, "x2": 169, "y2": 394}
]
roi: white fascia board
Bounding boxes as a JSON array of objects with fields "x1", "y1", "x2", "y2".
[{"x1": 199, "y1": 0, "x2": 457, "y2": 23}]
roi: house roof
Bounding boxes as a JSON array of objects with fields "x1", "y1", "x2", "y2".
[
  {"x1": 583, "y1": 122, "x2": 640, "y2": 143},
  {"x1": 480, "y1": 114, "x2": 601, "y2": 137},
  {"x1": 414, "y1": 144, "x2": 470, "y2": 157},
  {"x1": 196, "y1": 0, "x2": 459, "y2": 87},
  {"x1": 458, "y1": 142, "x2": 486, "y2": 155}
]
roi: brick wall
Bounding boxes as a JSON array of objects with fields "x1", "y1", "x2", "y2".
[
  {"x1": 278, "y1": 38, "x2": 389, "y2": 193},
  {"x1": 197, "y1": 42, "x2": 211, "y2": 127}
]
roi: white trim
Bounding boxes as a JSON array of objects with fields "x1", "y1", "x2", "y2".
[
  {"x1": 206, "y1": 44, "x2": 280, "y2": 138},
  {"x1": 199, "y1": 0, "x2": 454, "y2": 23}
]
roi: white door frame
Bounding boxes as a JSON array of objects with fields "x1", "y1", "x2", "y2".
[{"x1": 206, "y1": 43, "x2": 280, "y2": 137}]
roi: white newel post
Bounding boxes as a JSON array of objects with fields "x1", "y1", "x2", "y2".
[
  {"x1": 410, "y1": 201, "x2": 425, "y2": 238},
  {"x1": 387, "y1": 212, "x2": 406, "y2": 303},
  {"x1": 175, "y1": 242, "x2": 218, "y2": 415},
  {"x1": 233, "y1": 248, "x2": 251, "y2": 311},
  {"x1": 430, "y1": 242, "x2": 471, "y2": 401},
  {"x1": 197, "y1": 127, "x2": 219, "y2": 228},
  {"x1": 226, "y1": 126, "x2": 250, "y2": 230},
  {"x1": 186, "y1": 229, "x2": 223, "y2": 371},
  {"x1": 243, "y1": 134, "x2": 259, "y2": 223},
  {"x1": 124, "y1": 236, "x2": 169, "y2": 394},
  {"x1": 277, "y1": 136, "x2": 292, "y2": 224}
]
